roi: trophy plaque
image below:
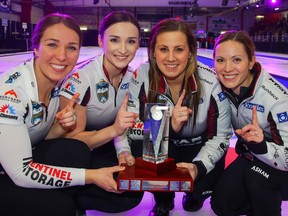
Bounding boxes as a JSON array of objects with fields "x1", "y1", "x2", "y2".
[{"x1": 117, "y1": 103, "x2": 193, "y2": 192}]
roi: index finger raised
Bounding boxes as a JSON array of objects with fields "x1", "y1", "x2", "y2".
[
  {"x1": 175, "y1": 89, "x2": 186, "y2": 108},
  {"x1": 67, "y1": 92, "x2": 80, "y2": 109},
  {"x1": 119, "y1": 93, "x2": 129, "y2": 111},
  {"x1": 252, "y1": 106, "x2": 259, "y2": 126}
]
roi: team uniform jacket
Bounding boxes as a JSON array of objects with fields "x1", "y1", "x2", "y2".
[
  {"x1": 59, "y1": 53, "x2": 133, "y2": 130},
  {"x1": 115, "y1": 62, "x2": 232, "y2": 174},
  {"x1": 224, "y1": 63, "x2": 288, "y2": 171},
  {"x1": 0, "y1": 58, "x2": 85, "y2": 188}
]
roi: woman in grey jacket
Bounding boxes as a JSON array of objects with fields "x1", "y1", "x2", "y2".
[
  {"x1": 115, "y1": 18, "x2": 232, "y2": 216},
  {"x1": 211, "y1": 30, "x2": 288, "y2": 216}
]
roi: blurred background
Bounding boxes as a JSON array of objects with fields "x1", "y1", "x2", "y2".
[{"x1": 0, "y1": 0, "x2": 288, "y2": 54}]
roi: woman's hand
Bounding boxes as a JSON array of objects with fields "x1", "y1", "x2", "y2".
[
  {"x1": 171, "y1": 90, "x2": 192, "y2": 132},
  {"x1": 56, "y1": 93, "x2": 80, "y2": 130},
  {"x1": 235, "y1": 106, "x2": 264, "y2": 143},
  {"x1": 113, "y1": 94, "x2": 138, "y2": 136},
  {"x1": 86, "y1": 166, "x2": 125, "y2": 193},
  {"x1": 118, "y1": 151, "x2": 135, "y2": 166},
  {"x1": 176, "y1": 162, "x2": 198, "y2": 180}
]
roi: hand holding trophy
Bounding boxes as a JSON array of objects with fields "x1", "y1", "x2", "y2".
[{"x1": 117, "y1": 103, "x2": 193, "y2": 192}]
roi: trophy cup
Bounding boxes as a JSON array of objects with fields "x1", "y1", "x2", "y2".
[{"x1": 117, "y1": 103, "x2": 193, "y2": 192}]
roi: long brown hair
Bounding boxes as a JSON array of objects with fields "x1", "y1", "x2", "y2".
[{"x1": 147, "y1": 18, "x2": 201, "y2": 127}]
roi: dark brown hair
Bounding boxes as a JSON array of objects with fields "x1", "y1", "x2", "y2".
[
  {"x1": 98, "y1": 11, "x2": 141, "y2": 40},
  {"x1": 32, "y1": 13, "x2": 82, "y2": 50}
]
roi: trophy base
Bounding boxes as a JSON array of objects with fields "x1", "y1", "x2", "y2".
[
  {"x1": 117, "y1": 157, "x2": 193, "y2": 192},
  {"x1": 135, "y1": 157, "x2": 176, "y2": 176}
]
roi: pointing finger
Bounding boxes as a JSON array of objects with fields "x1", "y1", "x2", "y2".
[
  {"x1": 175, "y1": 89, "x2": 185, "y2": 108},
  {"x1": 252, "y1": 106, "x2": 259, "y2": 126},
  {"x1": 67, "y1": 92, "x2": 80, "y2": 109},
  {"x1": 119, "y1": 94, "x2": 129, "y2": 111}
]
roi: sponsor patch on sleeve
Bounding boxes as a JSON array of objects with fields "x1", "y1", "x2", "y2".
[{"x1": 277, "y1": 111, "x2": 288, "y2": 123}]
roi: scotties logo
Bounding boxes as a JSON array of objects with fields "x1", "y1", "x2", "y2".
[
  {"x1": 277, "y1": 112, "x2": 288, "y2": 123},
  {"x1": 31, "y1": 102, "x2": 44, "y2": 125},
  {"x1": 96, "y1": 80, "x2": 109, "y2": 103}
]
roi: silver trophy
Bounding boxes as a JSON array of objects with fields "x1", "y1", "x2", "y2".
[{"x1": 142, "y1": 103, "x2": 169, "y2": 164}]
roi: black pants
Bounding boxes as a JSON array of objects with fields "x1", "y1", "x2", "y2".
[
  {"x1": 130, "y1": 140, "x2": 225, "y2": 206},
  {"x1": 75, "y1": 140, "x2": 144, "y2": 213},
  {"x1": 0, "y1": 138, "x2": 92, "y2": 216},
  {"x1": 211, "y1": 156, "x2": 288, "y2": 216}
]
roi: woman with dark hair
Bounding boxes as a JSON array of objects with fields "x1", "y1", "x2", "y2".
[
  {"x1": 211, "y1": 30, "x2": 288, "y2": 216},
  {"x1": 0, "y1": 13, "x2": 128, "y2": 216},
  {"x1": 115, "y1": 18, "x2": 232, "y2": 216},
  {"x1": 59, "y1": 11, "x2": 144, "y2": 212}
]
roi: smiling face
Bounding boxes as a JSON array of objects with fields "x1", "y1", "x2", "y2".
[
  {"x1": 154, "y1": 31, "x2": 190, "y2": 82},
  {"x1": 214, "y1": 40, "x2": 256, "y2": 95},
  {"x1": 34, "y1": 23, "x2": 80, "y2": 84},
  {"x1": 98, "y1": 22, "x2": 139, "y2": 72}
]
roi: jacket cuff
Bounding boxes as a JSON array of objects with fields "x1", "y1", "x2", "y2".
[
  {"x1": 169, "y1": 117, "x2": 182, "y2": 138},
  {"x1": 246, "y1": 140, "x2": 267, "y2": 154},
  {"x1": 192, "y1": 161, "x2": 207, "y2": 180}
]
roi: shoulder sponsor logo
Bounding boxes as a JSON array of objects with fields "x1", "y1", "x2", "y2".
[
  {"x1": 261, "y1": 85, "x2": 278, "y2": 100},
  {"x1": 5, "y1": 71, "x2": 21, "y2": 83},
  {"x1": 200, "y1": 77, "x2": 213, "y2": 85},
  {"x1": 5, "y1": 89, "x2": 17, "y2": 97},
  {"x1": 120, "y1": 82, "x2": 129, "y2": 90},
  {"x1": 133, "y1": 70, "x2": 137, "y2": 79},
  {"x1": 0, "y1": 104, "x2": 18, "y2": 120},
  {"x1": 218, "y1": 92, "x2": 226, "y2": 102},
  {"x1": 268, "y1": 78, "x2": 288, "y2": 95},
  {"x1": 72, "y1": 72, "x2": 80, "y2": 79},
  {"x1": 70, "y1": 72, "x2": 81, "y2": 84},
  {"x1": 131, "y1": 70, "x2": 139, "y2": 85},
  {"x1": 242, "y1": 102, "x2": 264, "y2": 113},
  {"x1": 96, "y1": 80, "x2": 109, "y2": 103},
  {"x1": 0, "y1": 89, "x2": 21, "y2": 103},
  {"x1": 277, "y1": 111, "x2": 288, "y2": 123},
  {"x1": 61, "y1": 83, "x2": 76, "y2": 96}
]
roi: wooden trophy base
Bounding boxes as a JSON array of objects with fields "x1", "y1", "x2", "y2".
[{"x1": 117, "y1": 157, "x2": 193, "y2": 192}]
